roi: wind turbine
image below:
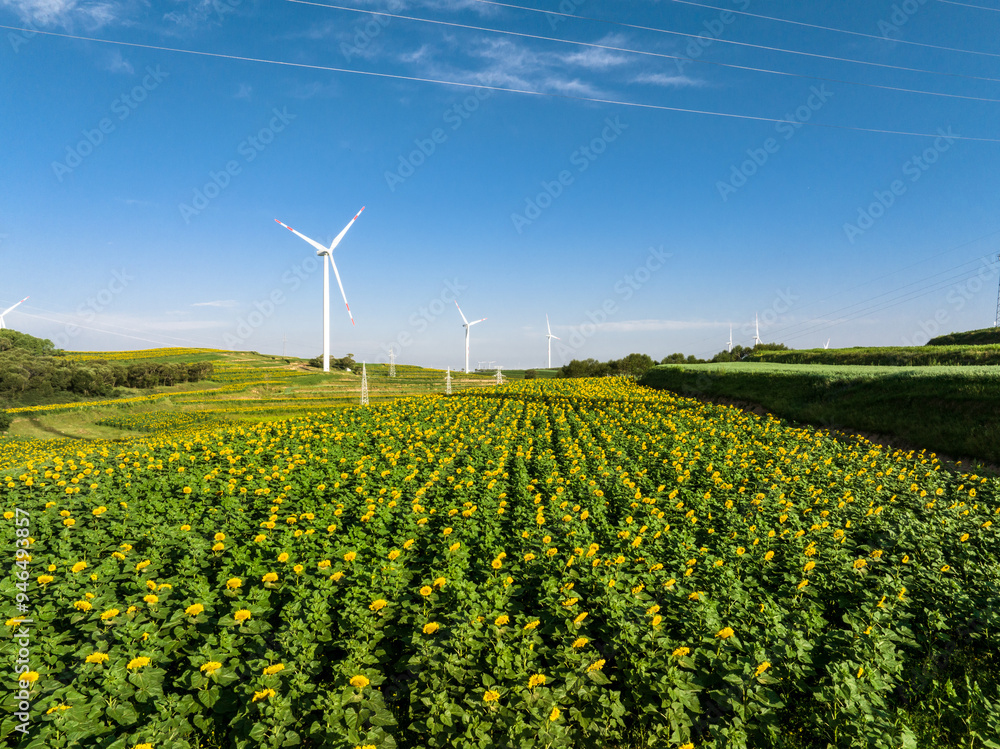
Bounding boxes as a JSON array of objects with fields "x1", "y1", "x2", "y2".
[
  {"x1": 455, "y1": 300, "x2": 486, "y2": 374},
  {"x1": 824, "y1": 338, "x2": 831, "y2": 350},
  {"x1": 727, "y1": 323, "x2": 733, "y2": 353},
  {"x1": 545, "y1": 314, "x2": 560, "y2": 368},
  {"x1": 752, "y1": 313, "x2": 762, "y2": 347},
  {"x1": 275, "y1": 207, "x2": 365, "y2": 372},
  {"x1": 0, "y1": 296, "x2": 29, "y2": 330}
]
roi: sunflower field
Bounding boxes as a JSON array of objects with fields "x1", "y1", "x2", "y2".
[{"x1": 2, "y1": 378, "x2": 999, "y2": 749}]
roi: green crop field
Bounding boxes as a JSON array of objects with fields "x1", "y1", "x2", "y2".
[
  {"x1": 747, "y1": 345, "x2": 1000, "y2": 367},
  {"x1": 640, "y1": 363, "x2": 1000, "y2": 468},
  {"x1": 2, "y1": 356, "x2": 999, "y2": 749},
  {"x1": 1, "y1": 350, "x2": 493, "y2": 443}
]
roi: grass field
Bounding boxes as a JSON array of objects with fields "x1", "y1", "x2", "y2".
[
  {"x1": 2, "y1": 350, "x2": 494, "y2": 442},
  {"x1": 640, "y1": 362, "x2": 1000, "y2": 467},
  {"x1": 3, "y1": 351, "x2": 1000, "y2": 748},
  {"x1": 747, "y1": 345, "x2": 1000, "y2": 367}
]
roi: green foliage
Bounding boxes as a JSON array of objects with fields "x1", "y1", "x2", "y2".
[
  {"x1": 0, "y1": 411, "x2": 11, "y2": 432},
  {"x1": 926, "y1": 328, "x2": 1000, "y2": 346},
  {"x1": 308, "y1": 353, "x2": 357, "y2": 371},
  {"x1": 640, "y1": 362, "x2": 1000, "y2": 465},
  {"x1": 0, "y1": 329, "x2": 59, "y2": 356},
  {"x1": 2, "y1": 378, "x2": 1000, "y2": 748},
  {"x1": 559, "y1": 353, "x2": 656, "y2": 378},
  {"x1": 749, "y1": 344, "x2": 1000, "y2": 366},
  {"x1": 523, "y1": 369, "x2": 538, "y2": 380},
  {"x1": 0, "y1": 349, "x2": 214, "y2": 407}
]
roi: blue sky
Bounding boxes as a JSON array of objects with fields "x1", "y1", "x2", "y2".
[{"x1": 1, "y1": 0, "x2": 998, "y2": 368}]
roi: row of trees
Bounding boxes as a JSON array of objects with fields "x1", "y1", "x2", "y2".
[
  {"x1": 0, "y1": 329, "x2": 60, "y2": 356},
  {"x1": 555, "y1": 344, "x2": 791, "y2": 379},
  {"x1": 0, "y1": 348, "x2": 214, "y2": 406},
  {"x1": 557, "y1": 353, "x2": 657, "y2": 379},
  {"x1": 307, "y1": 354, "x2": 357, "y2": 371}
]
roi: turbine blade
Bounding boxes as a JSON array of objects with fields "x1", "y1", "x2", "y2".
[
  {"x1": 328, "y1": 255, "x2": 355, "y2": 326},
  {"x1": 546, "y1": 314, "x2": 551, "y2": 335},
  {"x1": 328, "y1": 206, "x2": 366, "y2": 253},
  {"x1": 275, "y1": 219, "x2": 327, "y2": 254},
  {"x1": 468, "y1": 318, "x2": 487, "y2": 326},
  {"x1": 0, "y1": 296, "x2": 29, "y2": 317},
  {"x1": 455, "y1": 300, "x2": 469, "y2": 325}
]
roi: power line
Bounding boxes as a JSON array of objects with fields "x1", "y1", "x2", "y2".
[
  {"x1": 775, "y1": 265, "x2": 997, "y2": 346},
  {"x1": 6, "y1": 24, "x2": 1000, "y2": 141},
  {"x1": 689, "y1": 227, "x2": 1000, "y2": 357},
  {"x1": 289, "y1": 0, "x2": 1000, "y2": 104},
  {"x1": 764, "y1": 259, "x2": 997, "y2": 344},
  {"x1": 471, "y1": 0, "x2": 1000, "y2": 85},
  {"x1": 15, "y1": 310, "x2": 219, "y2": 349},
  {"x1": 935, "y1": 0, "x2": 1000, "y2": 11},
  {"x1": 663, "y1": 0, "x2": 1000, "y2": 59}
]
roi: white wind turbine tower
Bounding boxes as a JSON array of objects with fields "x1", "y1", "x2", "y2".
[
  {"x1": 752, "y1": 313, "x2": 762, "y2": 347},
  {"x1": 0, "y1": 296, "x2": 29, "y2": 330},
  {"x1": 275, "y1": 207, "x2": 365, "y2": 372},
  {"x1": 455, "y1": 300, "x2": 486, "y2": 374},
  {"x1": 727, "y1": 323, "x2": 733, "y2": 353},
  {"x1": 545, "y1": 314, "x2": 560, "y2": 368}
]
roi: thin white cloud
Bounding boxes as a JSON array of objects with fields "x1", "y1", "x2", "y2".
[
  {"x1": 105, "y1": 49, "x2": 132, "y2": 74},
  {"x1": 193, "y1": 300, "x2": 239, "y2": 309},
  {"x1": 162, "y1": 0, "x2": 234, "y2": 30},
  {"x1": 0, "y1": 0, "x2": 122, "y2": 27},
  {"x1": 633, "y1": 72, "x2": 701, "y2": 88},
  {"x1": 568, "y1": 319, "x2": 732, "y2": 333}
]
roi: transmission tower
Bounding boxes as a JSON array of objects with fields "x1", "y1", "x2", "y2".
[
  {"x1": 995, "y1": 254, "x2": 1000, "y2": 328},
  {"x1": 388, "y1": 347, "x2": 396, "y2": 377},
  {"x1": 445, "y1": 367, "x2": 452, "y2": 395},
  {"x1": 360, "y1": 362, "x2": 369, "y2": 406},
  {"x1": 494, "y1": 366, "x2": 504, "y2": 385}
]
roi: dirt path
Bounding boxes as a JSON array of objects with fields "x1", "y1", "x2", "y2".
[{"x1": 25, "y1": 415, "x2": 82, "y2": 440}]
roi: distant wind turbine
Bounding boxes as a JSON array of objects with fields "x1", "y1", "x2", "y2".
[
  {"x1": 824, "y1": 338, "x2": 831, "y2": 349},
  {"x1": 727, "y1": 323, "x2": 733, "y2": 353},
  {"x1": 275, "y1": 207, "x2": 365, "y2": 372},
  {"x1": 455, "y1": 300, "x2": 486, "y2": 374},
  {"x1": 545, "y1": 314, "x2": 560, "y2": 368},
  {"x1": 752, "y1": 313, "x2": 762, "y2": 347},
  {"x1": 0, "y1": 296, "x2": 29, "y2": 330}
]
